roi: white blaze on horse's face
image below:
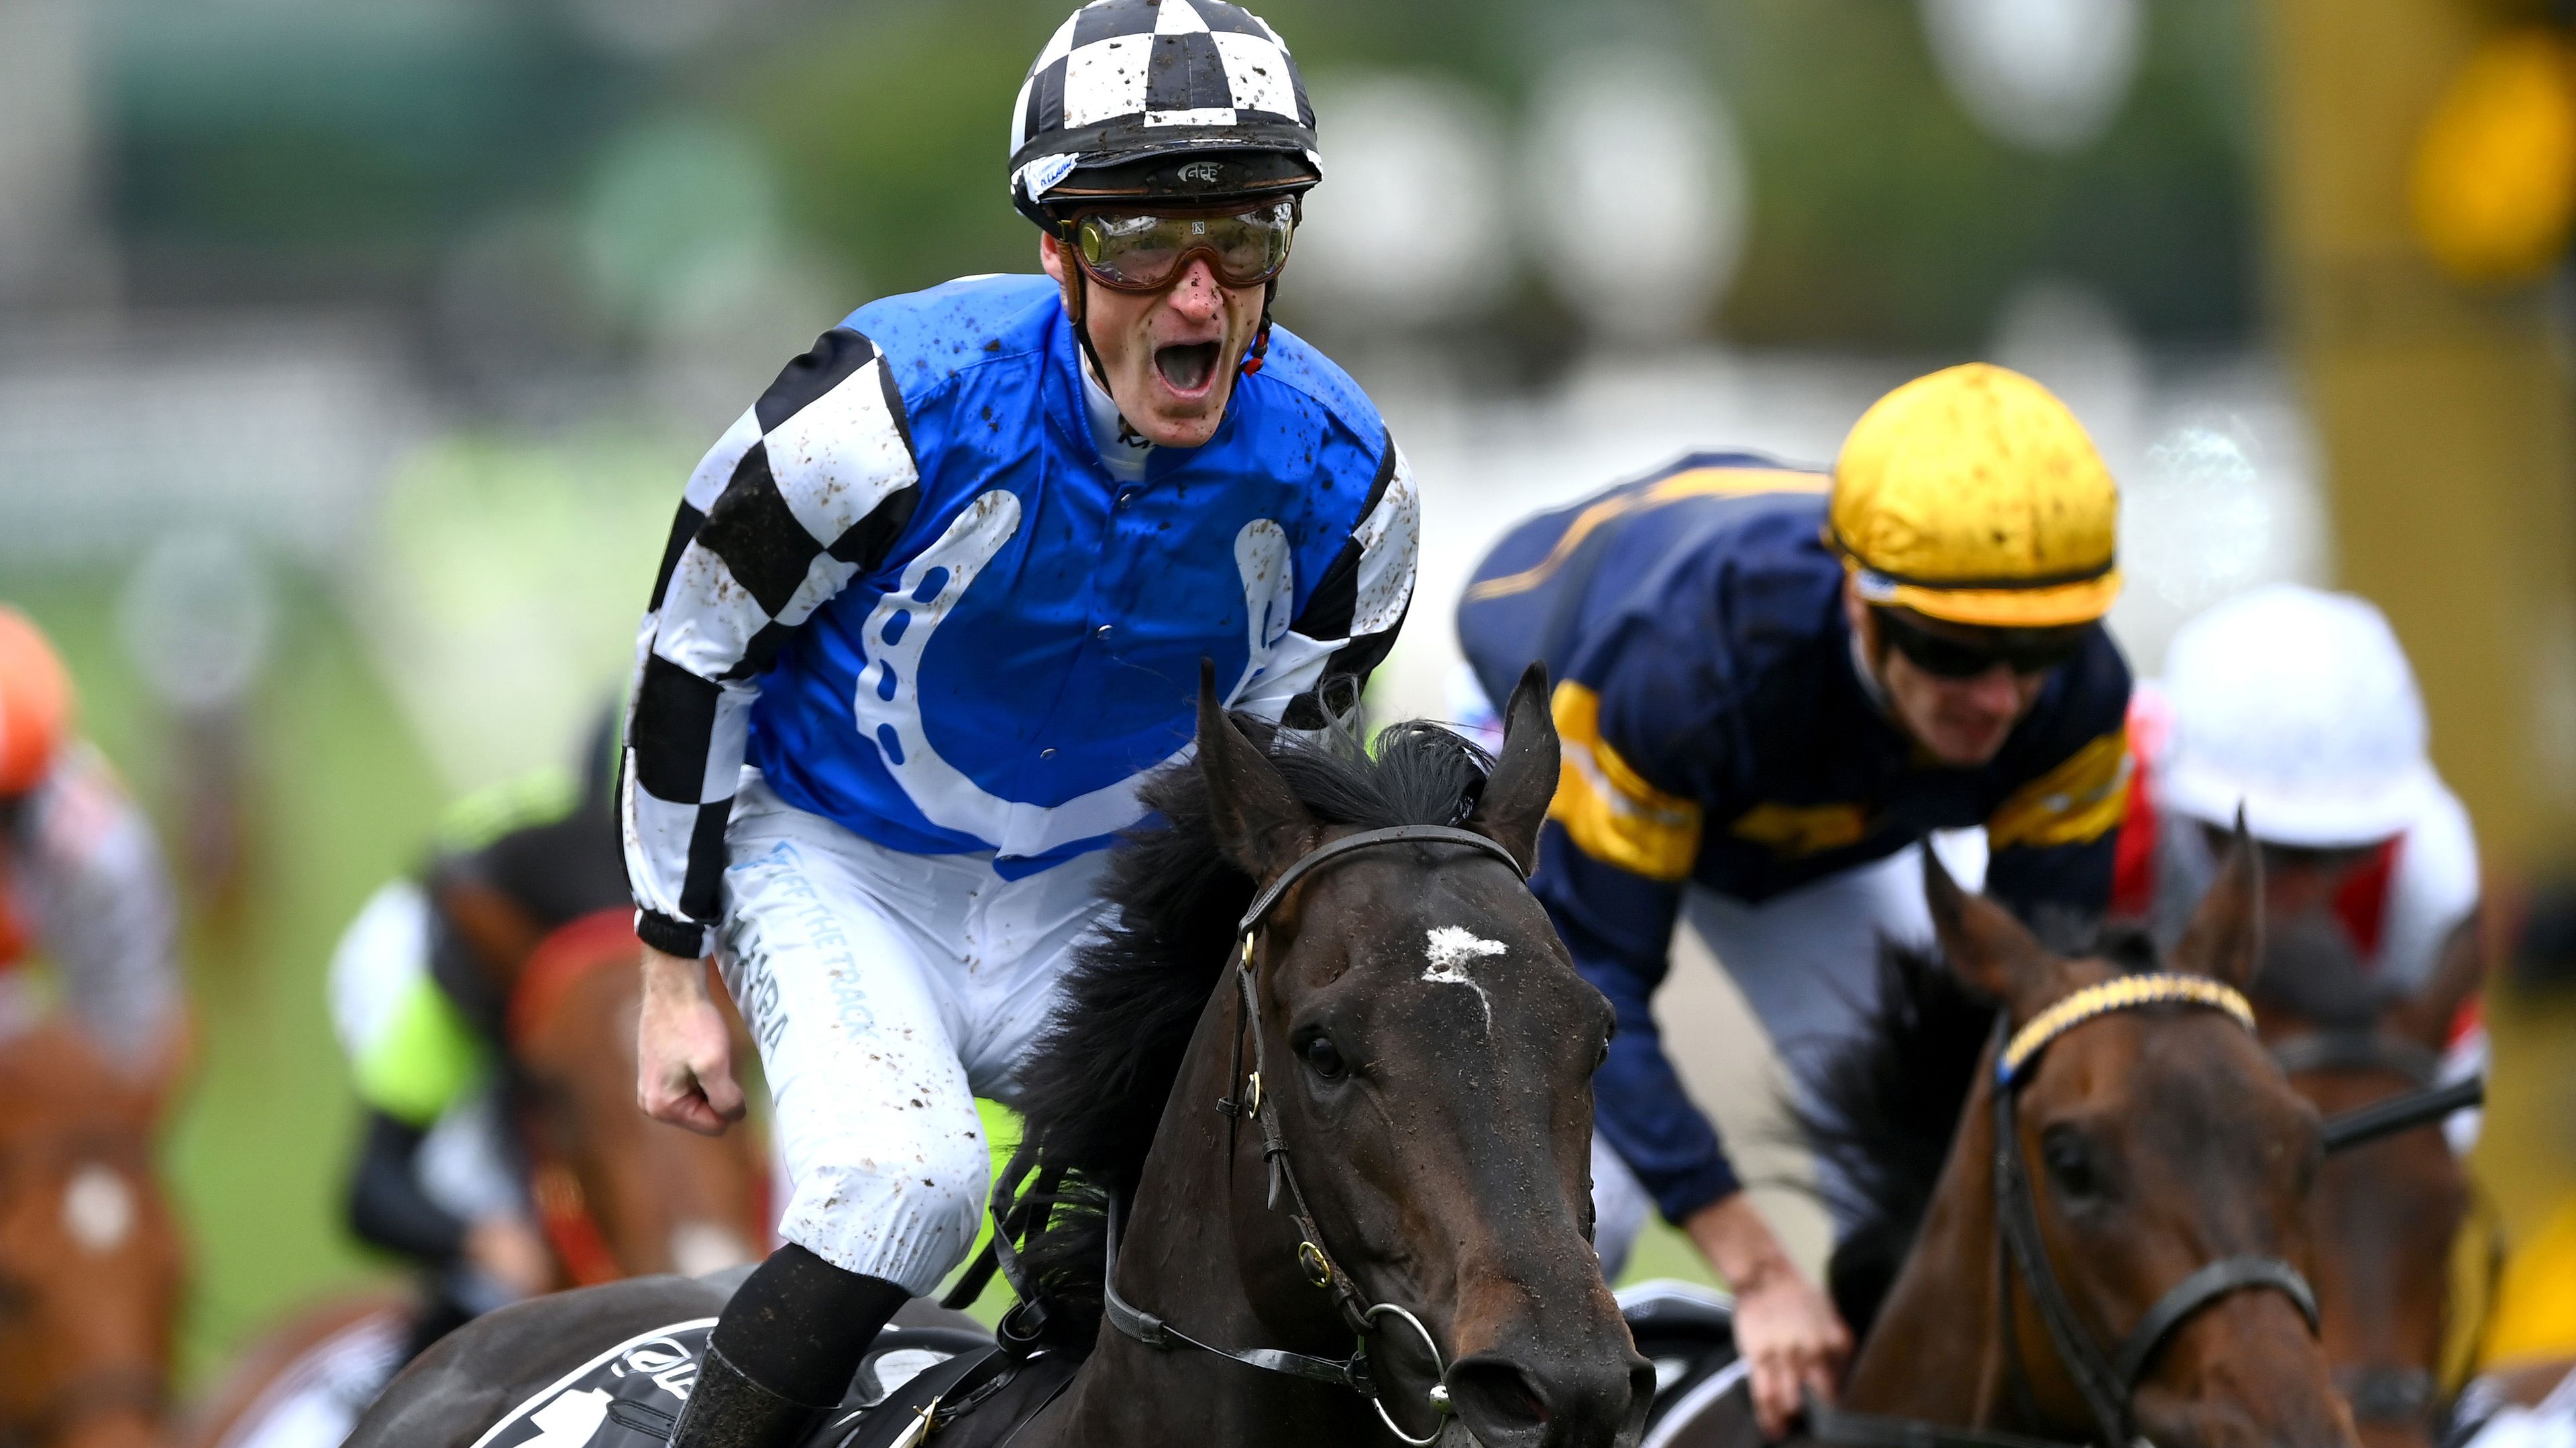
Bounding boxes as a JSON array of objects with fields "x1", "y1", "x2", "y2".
[
  {"x1": 61, "y1": 1163, "x2": 136, "y2": 1255},
  {"x1": 1421, "y1": 927, "x2": 1505, "y2": 1031}
]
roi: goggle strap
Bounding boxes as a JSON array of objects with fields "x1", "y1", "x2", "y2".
[{"x1": 1057, "y1": 236, "x2": 1116, "y2": 397}]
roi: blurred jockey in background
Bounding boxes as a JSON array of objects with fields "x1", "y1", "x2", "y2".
[
  {"x1": 327, "y1": 712, "x2": 632, "y2": 1361},
  {"x1": 2116, "y1": 583, "x2": 2485, "y2": 1147},
  {"x1": 0, "y1": 605, "x2": 185, "y2": 1091},
  {"x1": 1455, "y1": 364, "x2": 2133, "y2": 1436}
]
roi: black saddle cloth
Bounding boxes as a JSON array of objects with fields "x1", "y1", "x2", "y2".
[{"x1": 472, "y1": 1294, "x2": 1075, "y2": 1448}]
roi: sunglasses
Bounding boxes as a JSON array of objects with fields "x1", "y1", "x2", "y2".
[
  {"x1": 1874, "y1": 608, "x2": 2088, "y2": 679},
  {"x1": 1067, "y1": 200, "x2": 1298, "y2": 292}
]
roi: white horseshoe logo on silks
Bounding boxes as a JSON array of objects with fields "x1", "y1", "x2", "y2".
[
  {"x1": 1235, "y1": 516, "x2": 1294, "y2": 659},
  {"x1": 852, "y1": 492, "x2": 1291, "y2": 861},
  {"x1": 1229, "y1": 517, "x2": 1342, "y2": 711}
]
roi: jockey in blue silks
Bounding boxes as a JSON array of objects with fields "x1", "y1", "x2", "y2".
[{"x1": 619, "y1": 5, "x2": 1415, "y2": 1445}]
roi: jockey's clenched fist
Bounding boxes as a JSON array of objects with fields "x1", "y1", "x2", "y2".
[{"x1": 637, "y1": 946, "x2": 745, "y2": 1137}]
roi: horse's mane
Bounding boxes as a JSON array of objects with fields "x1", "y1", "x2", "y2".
[
  {"x1": 1008, "y1": 708, "x2": 1497, "y2": 1345},
  {"x1": 1803, "y1": 922, "x2": 2158, "y2": 1342}
]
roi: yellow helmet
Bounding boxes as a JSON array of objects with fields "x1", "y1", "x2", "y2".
[{"x1": 1828, "y1": 362, "x2": 2121, "y2": 629}]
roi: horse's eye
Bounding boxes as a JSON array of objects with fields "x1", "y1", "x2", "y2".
[
  {"x1": 2041, "y1": 1127, "x2": 2099, "y2": 1199},
  {"x1": 1299, "y1": 1034, "x2": 1348, "y2": 1081},
  {"x1": 1592, "y1": 1040, "x2": 1609, "y2": 1072}
]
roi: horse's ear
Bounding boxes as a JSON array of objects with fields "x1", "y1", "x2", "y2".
[
  {"x1": 1468, "y1": 663, "x2": 1559, "y2": 875},
  {"x1": 2387, "y1": 910, "x2": 2486, "y2": 1054},
  {"x1": 2176, "y1": 811, "x2": 2263, "y2": 990},
  {"x1": 1196, "y1": 659, "x2": 1320, "y2": 882},
  {"x1": 1924, "y1": 846, "x2": 2056, "y2": 1014}
]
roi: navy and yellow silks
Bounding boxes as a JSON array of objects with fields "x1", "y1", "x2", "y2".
[{"x1": 1456, "y1": 453, "x2": 2133, "y2": 1223}]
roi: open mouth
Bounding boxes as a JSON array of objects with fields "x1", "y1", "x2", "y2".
[{"x1": 1154, "y1": 341, "x2": 1222, "y2": 394}]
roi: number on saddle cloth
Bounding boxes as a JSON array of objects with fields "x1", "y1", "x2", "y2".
[{"x1": 468, "y1": 1319, "x2": 1002, "y2": 1448}]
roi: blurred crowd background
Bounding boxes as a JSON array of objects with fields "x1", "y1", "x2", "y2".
[{"x1": 5, "y1": 0, "x2": 2576, "y2": 1384}]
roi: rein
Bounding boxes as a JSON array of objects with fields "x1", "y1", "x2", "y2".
[
  {"x1": 1098, "y1": 823, "x2": 1526, "y2": 1445},
  {"x1": 2269, "y1": 1025, "x2": 2487, "y2": 1153},
  {"x1": 1812, "y1": 974, "x2": 2322, "y2": 1448}
]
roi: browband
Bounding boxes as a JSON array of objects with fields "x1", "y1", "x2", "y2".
[
  {"x1": 1236, "y1": 824, "x2": 1525, "y2": 940},
  {"x1": 1998, "y1": 973, "x2": 2254, "y2": 1087}
]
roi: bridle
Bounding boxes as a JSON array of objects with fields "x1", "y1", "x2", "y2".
[
  {"x1": 1097, "y1": 823, "x2": 1528, "y2": 1445},
  {"x1": 1813, "y1": 973, "x2": 2322, "y2": 1448}
]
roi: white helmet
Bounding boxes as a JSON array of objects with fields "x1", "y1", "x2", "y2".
[{"x1": 2158, "y1": 583, "x2": 2440, "y2": 848}]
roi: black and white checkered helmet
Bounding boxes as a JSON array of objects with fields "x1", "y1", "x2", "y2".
[{"x1": 1008, "y1": 0, "x2": 1322, "y2": 225}]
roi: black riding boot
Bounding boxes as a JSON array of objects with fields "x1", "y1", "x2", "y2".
[
  {"x1": 665, "y1": 1341, "x2": 837, "y2": 1448},
  {"x1": 668, "y1": 1243, "x2": 911, "y2": 1448}
]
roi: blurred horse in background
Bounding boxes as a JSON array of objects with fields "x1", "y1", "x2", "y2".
[
  {"x1": 2251, "y1": 913, "x2": 2489, "y2": 1448},
  {"x1": 0, "y1": 1021, "x2": 183, "y2": 1448},
  {"x1": 179, "y1": 911, "x2": 767, "y2": 1448},
  {"x1": 504, "y1": 910, "x2": 766, "y2": 1285}
]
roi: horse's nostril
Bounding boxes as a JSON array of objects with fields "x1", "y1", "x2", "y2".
[
  {"x1": 1448, "y1": 1347, "x2": 1648, "y2": 1447},
  {"x1": 1629, "y1": 1359, "x2": 1659, "y2": 1410},
  {"x1": 1448, "y1": 1358, "x2": 1553, "y2": 1436}
]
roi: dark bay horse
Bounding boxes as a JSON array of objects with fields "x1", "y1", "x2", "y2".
[
  {"x1": 1676, "y1": 840, "x2": 2361, "y2": 1448},
  {"x1": 348, "y1": 667, "x2": 1655, "y2": 1448},
  {"x1": 0, "y1": 1022, "x2": 184, "y2": 1448},
  {"x1": 180, "y1": 911, "x2": 768, "y2": 1448}
]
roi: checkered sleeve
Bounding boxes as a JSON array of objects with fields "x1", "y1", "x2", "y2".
[
  {"x1": 622, "y1": 327, "x2": 924, "y2": 958},
  {"x1": 1238, "y1": 435, "x2": 1419, "y2": 728}
]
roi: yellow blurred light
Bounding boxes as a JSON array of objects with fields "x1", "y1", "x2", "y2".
[
  {"x1": 2478, "y1": 1190, "x2": 2576, "y2": 1368},
  {"x1": 2411, "y1": 30, "x2": 2576, "y2": 284}
]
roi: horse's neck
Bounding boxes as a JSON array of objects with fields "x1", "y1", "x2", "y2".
[
  {"x1": 1842, "y1": 1067, "x2": 2015, "y2": 1427},
  {"x1": 1038, "y1": 974, "x2": 1379, "y2": 1448}
]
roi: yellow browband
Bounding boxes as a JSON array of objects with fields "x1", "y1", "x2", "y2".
[{"x1": 1996, "y1": 973, "x2": 2255, "y2": 1087}]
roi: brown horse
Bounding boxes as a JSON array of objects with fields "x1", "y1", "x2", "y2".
[
  {"x1": 1659, "y1": 840, "x2": 2362, "y2": 1448},
  {"x1": 2254, "y1": 915, "x2": 2487, "y2": 1448},
  {"x1": 505, "y1": 910, "x2": 767, "y2": 1285},
  {"x1": 0, "y1": 1021, "x2": 184, "y2": 1448},
  {"x1": 1828, "y1": 845, "x2": 2352, "y2": 1448},
  {"x1": 178, "y1": 911, "x2": 767, "y2": 1448},
  {"x1": 347, "y1": 668, "x2": 1656, "y2": 1448}
]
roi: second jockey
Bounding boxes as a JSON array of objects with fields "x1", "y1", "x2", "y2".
[
  {"x1": 329, "y1": 712, "x2": 635, "y2": 1361},
  {"x1": 1456, "y1": 365, "x2": 2134, "y2": 1435},
  {"x1": 622, "y1": 5, "x2": 1415, "y2": 1444}
]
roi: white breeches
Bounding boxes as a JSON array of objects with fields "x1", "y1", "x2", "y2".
[{"x1": 716, "y1": 775, "x2": 1106, "y2": 1295}]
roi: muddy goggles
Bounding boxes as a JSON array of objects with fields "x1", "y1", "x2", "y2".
[
  {"x1": 1875, "y1": 608, "x2": 2088, "y2": 679},
  {"x1": 1065, "y1": 199, "x2": 1298, "y2": 292}
]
